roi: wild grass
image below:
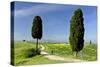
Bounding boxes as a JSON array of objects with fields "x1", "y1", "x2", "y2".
[
  {"x1": 12, "y1": 41, "x2": 97, "y2": 65},
  {"x1": 44, "y1": 43, "x2": 97, "y2": 61},
  {"x1": 13, "y1": 41, "x2": 63, "y2": 65}
]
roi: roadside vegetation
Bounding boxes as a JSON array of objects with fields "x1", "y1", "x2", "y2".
[{"x1": 13, "y1": 41, "x2": 97, "y2": 65}]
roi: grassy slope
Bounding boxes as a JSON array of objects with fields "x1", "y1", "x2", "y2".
[
  {"x1": 13, "y1": 42, "x2": 97, "y2": 65},
  {"x1": 80, "y1": 44, "x2": 97, "y2": 61},
  {"x1": 13, "y1": 41, "x2": 63, "y2": 65},
  {"x1": 44, "y1": 43, "x2": 97, "y2": 61}
]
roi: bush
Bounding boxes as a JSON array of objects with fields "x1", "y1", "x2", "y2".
[
  {"x1": 36, "y1": 49, "x2": 41, "y2": 55},
  {"x1": 24, "y1": 48, "x2": 41, "y2": 58}
]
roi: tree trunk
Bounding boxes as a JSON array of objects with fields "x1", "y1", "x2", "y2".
[
  {"x1": 36, "y1": 38, "x2": 38, "y2": 53},
  {"x1": 76, "y1": 52, "x2": 78, "y2": 58}
]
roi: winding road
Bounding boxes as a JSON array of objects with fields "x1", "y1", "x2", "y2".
[{"x1": 40, "y1": 45, "x2": 84, "y2": 62}]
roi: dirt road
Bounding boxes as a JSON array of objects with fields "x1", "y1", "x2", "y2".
[{"x1": 40, "y1": 45, "x2": 84, "y2": 62}]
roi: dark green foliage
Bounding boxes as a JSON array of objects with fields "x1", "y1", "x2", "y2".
[
  {"x1": 25, "y1": 48, "x2": 41, "y2": 58},
  {"x1": 90, "y1": 40, "x2": 92, "y2": 45},
  {"x1": 31, "y1": 16, "x2": 42, "y2": 39},
  {"x1": 31, "y1": 16, "x2": 43, "y2": 54},
  {"x1": 23, "y1": 40, "x2": 26, "y2": 42},
  {"x1": 69, "y1": 8, "x2": 85, "y2": 56}
]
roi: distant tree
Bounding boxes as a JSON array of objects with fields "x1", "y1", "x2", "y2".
[
  {"x1": 90, "y1": 40, "x2": 92, "y2": 45},
  {"x1": 31, "y1": 16, "x2": 43, "y2": 54},
  {"x1": 23, "y1": 40, "x2": 25, "y2": 42},
  {"x1": 69, "y1": 8, "x2": 85, "y2": 57}
]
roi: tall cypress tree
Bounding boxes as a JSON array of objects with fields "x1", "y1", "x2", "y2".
[
  {"x1": 69, "y1": 8, "x2": 85, "y2": 57},
  {"x1": 31, "y1": 16, "x2": 42, "y2": 54}
]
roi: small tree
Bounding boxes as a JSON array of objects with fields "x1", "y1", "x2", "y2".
[
  {"x1": 90, "y1": 40, "x2": 92, "y2": 45},
  {"x1": 31, "y1": 16, "x2": 42, "y2": 54},
  {"x1": 69, "y1": 8, "x2": 85, "y2": 57},
  {"x1": 23, "y1": 40, "x2": 26, "y2": 42}
]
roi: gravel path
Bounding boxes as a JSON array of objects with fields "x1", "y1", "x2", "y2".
[{"x1": 40, "y1": 45, "x2": 84, "y2": 62}]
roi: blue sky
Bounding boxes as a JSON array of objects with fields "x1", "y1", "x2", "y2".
[{"x1": 12, "y1": 1, "x2": 97, "y2": 43}]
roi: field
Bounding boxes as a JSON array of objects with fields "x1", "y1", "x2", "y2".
[
  {"x1": 12, "y1": 41, "x2": 97, "y2": 65},
  {"x1": 44, "y1": 43, "x2": 97, "y2": 61}
]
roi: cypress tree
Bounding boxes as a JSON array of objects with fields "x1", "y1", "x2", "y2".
[
  {"x1": 69, "y1": 8, "x2": 85, "y2": 57},
  {"x1": 31, "y1": 16, "x2": 42, "y2": 54}
]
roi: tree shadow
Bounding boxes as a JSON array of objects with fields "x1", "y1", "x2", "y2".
[{"x1": 25, "y1": 48, "x2": 41, "y2": 58}]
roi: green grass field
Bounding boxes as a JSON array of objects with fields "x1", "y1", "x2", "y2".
[
  {"x1": 12, "y1": 41, "x2": 64, "y2": 65},
  {"x1": 44, "y1": 43, "x2": 97, "y2": 61},
  {"x1": 12, "y1": 41, "x2": 97, "y2": 65}
]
